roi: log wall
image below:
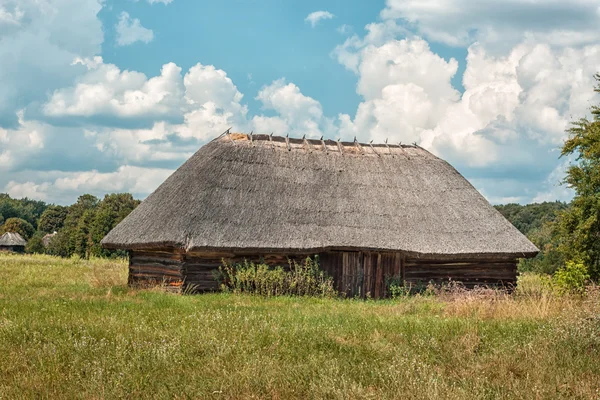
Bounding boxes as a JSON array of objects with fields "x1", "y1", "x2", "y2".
[
  {"x1": 129, "y1": 250, "x2": 185, "y2": 292},
  {"x1": 128, "y1": 249, "x2": 518, "y2": 296},
  {"x1": 320, "y1": 252, "x2": 402, "y2": 298},
  {"x1": 0, "y1": 245, "x2": 25, "y2": 253},
  {"x1": 404, "y1": 258, "x2": 518, "y2": 289}
]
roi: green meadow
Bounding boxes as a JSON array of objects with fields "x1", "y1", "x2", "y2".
[{"x1": 1, "y1": 253, "x2": 599, "y2": 399}]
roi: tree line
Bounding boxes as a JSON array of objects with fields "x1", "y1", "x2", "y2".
[{"x1": 0, "y1": 193, "x2": 139, "y2": 258}]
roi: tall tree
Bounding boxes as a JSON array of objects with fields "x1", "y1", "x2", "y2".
[
  {"x1": 89, "y1": 193, "x2": 140, "y2": 257},
  {"x1": 1, "y1": 217, "x2": 35, "y2": 239},
  {"x1": 556, "y1": 73, "x2": 600, "y2": 279},
  {"x1": 0, "y1": 194, "x2": 48, "y2": 228},
  {"x1": 63, "y1": 194, "x2": 99, "y2": 257},
  {"x1": 43, "y1": 193, "x2": 140, "y2": 258},
  {"x1": 25, "y1": 232, "x2": 46, "y2": 254},
  {"x1": 38, "y1": 205, "x2": 68, "y2": 233}
]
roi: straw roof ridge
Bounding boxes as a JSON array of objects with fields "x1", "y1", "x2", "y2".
[
  {"x1": 221, "y1": 132, "x2": 424, "y2": 155},
  {"x1": 0, "y1": 232, "x2": 27, "y2": 246},
  {"x1": 101, "y1": 132, "x2": 539, "y2": 258}
]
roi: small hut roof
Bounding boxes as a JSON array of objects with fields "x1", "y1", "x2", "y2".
[
  {"x1": 0, "y1": 232, "x2": 27, "y2": 247},
  {"x1": 42, "y1": 232, "x2": 57, "y2": 247},
  {"x1": 102, "y1": 133, "x2": 538, "y2": 259}
]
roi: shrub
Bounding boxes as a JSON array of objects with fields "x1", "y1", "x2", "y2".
[
  {"x1": 25, "y1": 232, "x2": 46, "y2": 254},
  {"x1": 217, "y1": 257, "x2": 336, "y2": 297},
  {"x1": 387, "y1": 275, "x2": 410, "y2": 298},
  {"x1": 553, "y1": 260, "x2": 590, "y2": 294},
  {"x1": 514, "y1": 272, "x2": 554, "y2": 297},
  {"x1": 387, "y1": 276, "x2": 440, "y2": 298}
]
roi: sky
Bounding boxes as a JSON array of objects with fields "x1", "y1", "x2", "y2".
[{"x1": 1, "y1": 0, "x2": 600, "y2": 205}]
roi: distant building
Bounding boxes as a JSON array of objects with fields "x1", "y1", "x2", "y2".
[
  {"x1": 42, "y1": 232, "x2": 58, "y2": 248},
  {"x1": 0, "y1": 232, "x2": 27, "y2": 253},
  {"x1": 102, "y1": 133, "x2": 539, "y2": 297}
]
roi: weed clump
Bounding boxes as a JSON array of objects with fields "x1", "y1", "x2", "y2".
[{"x1": 217, "y1": 257, "x2": 336, "y2": 297}]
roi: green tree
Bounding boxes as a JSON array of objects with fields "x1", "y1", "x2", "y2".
[
  {"x1": 0, "y1": 194, "x2": 48, "y2": 228},
  {"x1": 46, "y1": 230, "x2": 71, "y2": 258},
  {"x1": 89, "y1": 193, "x2": 140, "y2": 257},
  {"x1": 38, "y1": 205, "x2": 68, "y2": 233},
  {"x1": 518, "y1": 220, "x2": 565, "y2": 275},
  {"x1": 555, "y1": 73, "x2": 600, "y2": 280},
  {"x1": 495, "y1": 202, "x2": 568, "y2": 236},
  {"x1": 63, "y1": 194, "x2": 99, "y2": 258},
  {"x1": 25, "y1": 232, "x2": 46, "y2": 254},
  {"x1": 44, "y1": 193, "x2": 139, "y2": 259},
  {"x1": 495, "y1": 201, "x2": 568, "y2": 275},
  {"x1": 1, "y1": 217, "x2": 35, "y2": 239}
]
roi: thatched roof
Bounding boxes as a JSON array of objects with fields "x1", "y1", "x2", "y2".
[
  {"x1": 0, "y1": 232, "x2": 27, "y2": 247},
  {"x1": 102, "y1": 133, "x2": 538, "y2": 259},
  {"x1": 42, "y1": 232, "x2": 57, "y2": 247}
]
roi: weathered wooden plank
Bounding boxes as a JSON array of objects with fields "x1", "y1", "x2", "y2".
[
  {"x1": 132, "y1": 249, "x2": 185, "y2": 258},
  {"x1": 130, "y1": 262, "x2": 182, "y2": 272},
  {"x1": 405, "y1": 258, "x2": 519, "y2": 265},
  {"x1": 375, "y1": 253, "x2": 383, "y2": 298},
  {"x1": 130, "y1": 256, "x2": 184, "y2": 266},
  {"x1": 405, "y1": 271, "x2": 517, "y2": 279}
]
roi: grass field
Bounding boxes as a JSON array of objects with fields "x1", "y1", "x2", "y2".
[{"x1": 1, "y1": 253, "x2": 599, "y2": 399}]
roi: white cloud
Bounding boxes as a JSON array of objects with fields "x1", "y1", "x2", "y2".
[
  {"x1": 331, "y1": 2, "x2": 600, "y2": 203},
  {"x1": 338, "y1": 35, "x2": 600, "y2": 172},
  {"x1": 337, "y1": 24, "x2": 352, "y2": 35},
  {"x1": 4, "y1": 166, "x2": 174, "y2": 203},
  {"x1": 0, "y1": 0, "x2": 103, "y2": 127},
  {"x1": 184, "y1": 63, "x2": 244, "y2": 110},
  {"x1": 532, "y1": 160, "x2": 573, "y2": 203},
  {"x1": 304, "y1": 11, "x2": 334, "y2": 28},
  {"x1": 335, "y1": 38, "x2": 460, "y2": 144},
  {"x1": 252, "y1": 79, "x2": 328, "y2": 137},
  {"x1": 134, "y1": 0, "x2": 174, "y2": 4},
  {"x1": 332, "y1": 20, "x2": 409, "y2": 72},
  {"x1": 0, "y1": 4, "x2": 24, "y2": 30},
  {"x1": 0, "y1": 111, "x2": 45, "y2": 170},
  {"x1": 4, "y1": 181, "x2": 51, "y2": 201},
  {"x1": 421, "y1": 42, "x2": 600, "y2": 168},
  {"x1": 381, "y1": 0, "x2": 600, "y2": 49},
  {"x1": 43, "y1": 57, "x2": 184, "y2": 124},
  {"x1": 115, "y1": 11, "x2": 154, "y2": 46},
  {"x1": 53, "y1": 61, "x2": 251, "y2": 168},
  {"x1": 42, "y1": 59, "x2": 250, "y2": 132}
]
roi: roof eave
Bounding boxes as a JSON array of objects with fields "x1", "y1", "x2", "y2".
[{"x1": 101, "y1": 241, "x2": 538, "y2": 260}]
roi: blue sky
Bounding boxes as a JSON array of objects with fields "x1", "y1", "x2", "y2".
[
  {"x1": 100, "y1": 0, "x2": 466, "y2": 120},
  {"x1": 102, "y1": 0, "x2": 388, "y2": 118},
  {"x1": 1, "y1": 0, "x2": 600, "y2": 205}
]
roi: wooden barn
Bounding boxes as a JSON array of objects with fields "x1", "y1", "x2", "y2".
[
  {"x1": 101, "y1": 133, "x2": 538, "y2": 297},
  {"x1": 0, "y1": 232, "x2": 27, "y2": 253}
]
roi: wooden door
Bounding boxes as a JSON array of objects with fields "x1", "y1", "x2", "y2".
[{"x1": 320, "y1": 251, "x2": 404, "y2": 298}]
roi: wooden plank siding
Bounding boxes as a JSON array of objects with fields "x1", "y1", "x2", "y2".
[
  {"x1": 320, "y1": 251, "x2": 403, "y2": 298},
  {"x1": 128, "y1": 250, "x2": 518, "y2": 296},
  {"x1": 128, "y1": 250, "x2": 185, "y2": 292},
  {"x1": 404, "y1": 259, "x2": 518, "y2": 289}
]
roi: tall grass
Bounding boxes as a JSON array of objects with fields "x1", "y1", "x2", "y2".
[
  {"x1": 0, "y1": 253, "x2": 599, "y2": 399},
  {"x1": 217, "y1": 257, "x2": 336, "y2": 297}
]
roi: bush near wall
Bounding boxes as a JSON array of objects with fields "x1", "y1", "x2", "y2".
[{"x1": 217, "y1": 257, "x2": 336, "y2": 297}]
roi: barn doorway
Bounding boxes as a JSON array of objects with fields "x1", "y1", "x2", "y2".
[{"x1": 319, "y1": 251, "x2": 404, "y2": 298}]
